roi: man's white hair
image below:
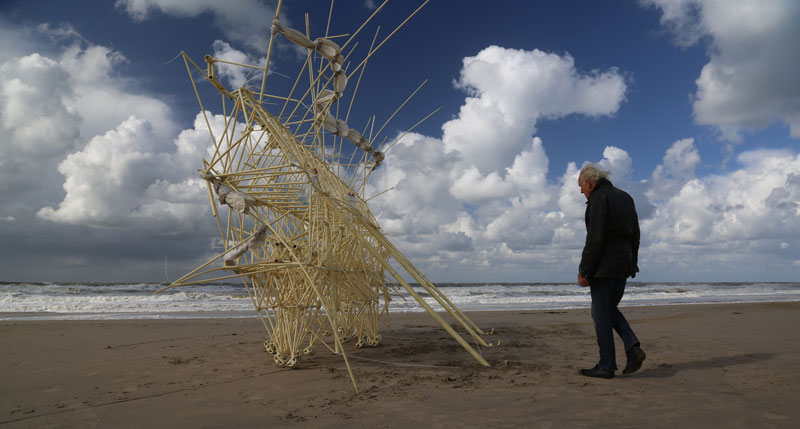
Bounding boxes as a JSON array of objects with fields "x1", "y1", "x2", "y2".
[{"x1": 579, "y1": 163, "x2": 611, "y2": 184}]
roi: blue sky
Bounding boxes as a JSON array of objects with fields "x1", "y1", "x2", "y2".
[{"x1": 1, "y1": 0, "x2": 799, "y2": 283}]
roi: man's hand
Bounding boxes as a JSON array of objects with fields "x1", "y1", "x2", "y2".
[{"x1": 578, "y1": 273, "x2": 590, "y2": 287}]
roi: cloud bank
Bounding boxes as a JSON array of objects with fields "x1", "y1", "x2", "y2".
[{"x1": 0, "y1": 3, "x2": 798, "y2": 282}]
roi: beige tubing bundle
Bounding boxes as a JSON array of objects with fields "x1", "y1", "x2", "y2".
[{"x1": 160, "y1": 0, "x2": 494, "y2": 392}]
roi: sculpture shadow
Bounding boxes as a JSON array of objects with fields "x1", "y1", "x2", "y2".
[{"x1": 630, "y1": 352, "x2": 775, "y2": 379}]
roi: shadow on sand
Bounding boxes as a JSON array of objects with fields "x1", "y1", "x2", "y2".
[{"x1": 630, "y1": 353, "x2": 774, "y2": 379}]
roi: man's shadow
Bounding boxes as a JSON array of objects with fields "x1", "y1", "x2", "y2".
[{"x1": 629, "y1": 353, "x2": 774, "y2": 378}]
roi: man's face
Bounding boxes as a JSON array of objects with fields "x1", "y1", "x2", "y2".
[{"x1": 578, "y1": 177, "x2": 594, "y2": 200}]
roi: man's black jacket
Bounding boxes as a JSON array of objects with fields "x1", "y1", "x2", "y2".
[{"x1": 579, "y1": 178, "x2": 640, "y2": 280}]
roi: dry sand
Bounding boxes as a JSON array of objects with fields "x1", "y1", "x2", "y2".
[{"x1": 2, "y1": 302, "x2": 799, "y2": 428}]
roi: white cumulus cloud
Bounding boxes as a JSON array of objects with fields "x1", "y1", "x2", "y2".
[
  {"x1": 647, "y1": 138, "x2": 700, "y2": 201},
  {"x1": 442, "y1": 46, "x2": 626, "y2": 173},
  {"x1": 0, "y1": 53, "x2": 80, "y2": 156},
  {"x1": 643, "y1": 148, "x2": 800, "y2": 244},
  {"x1": 0, "y1": 28, "x2": 178, "y2": 215},
  {"x1": 115, "y1": 0, "x2": 277, "y2": 50},
  {"x1": 642, "y1": 0, "x2": 800, "y2": 141},
  {"x1": 212, "y1": 40, "x2": 257, "y2": 88},
  {"x1": 361, "y1": 45, "x2": 630, "y2": 279},
  {"x1": 37, "y1": 115, "x2": 210, "y2": 232}
]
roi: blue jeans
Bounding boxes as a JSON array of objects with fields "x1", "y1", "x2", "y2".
[{"x1": 590, "y1": 277, "x2": 639, "y2": 371}]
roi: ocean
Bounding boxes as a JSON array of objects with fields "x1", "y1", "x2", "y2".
[{"x1": 1, "y1": 281, "x2": 799, "y2": 321}]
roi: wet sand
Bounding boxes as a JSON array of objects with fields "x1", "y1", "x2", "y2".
[{"x1": 2, "y1": 302, "x2": 799, "y2": 428}]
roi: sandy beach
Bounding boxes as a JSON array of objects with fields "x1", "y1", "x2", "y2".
[{"x1": 2, "y1": 302, "x2": 799, "y2": 428}]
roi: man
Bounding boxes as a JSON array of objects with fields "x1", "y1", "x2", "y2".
[{"x1": 577, "y1": 163, "x2": 646, "y2": 379}]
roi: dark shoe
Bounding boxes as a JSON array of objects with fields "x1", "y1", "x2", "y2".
[
  {"x1": 580, "y1": 365, "x2": 614, "y2": 379},
  {"x1": 623, "y1": 345, "x2": 646, "y2": 374}
]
